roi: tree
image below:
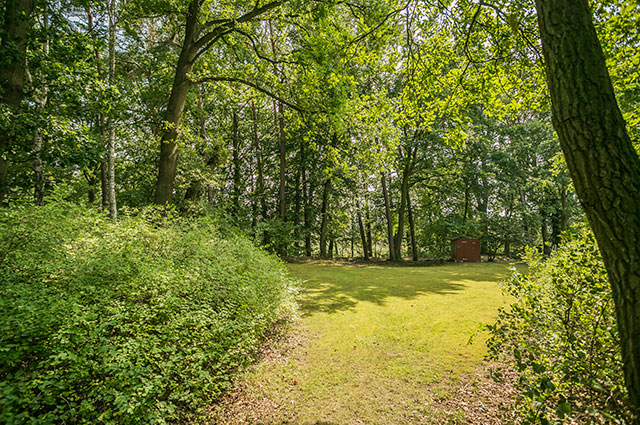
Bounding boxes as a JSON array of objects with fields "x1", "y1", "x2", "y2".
[
  {"x1": 0, "y1": 0, "x2": 35, "y2": 205},
  {"x1": 534, "y1": 0, "x2": 640, "y2": 412},
  {"x1": 153, "y1": 0, "x2": 285, "y2": 205}
]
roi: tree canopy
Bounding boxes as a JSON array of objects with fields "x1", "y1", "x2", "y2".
[{"x1": 2, "y1": 0, "x2": 640, "y2": 421}]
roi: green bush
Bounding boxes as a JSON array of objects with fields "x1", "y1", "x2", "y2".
[
  {"x1": 0, "y1": 202, "x2": 296, "y2": 424},
  {"x1": 487, "y1": 229, "x2": 633, "y2": 424}
]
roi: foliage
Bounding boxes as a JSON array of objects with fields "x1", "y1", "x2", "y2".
[
  {"x1": 487, "y1": 229, "x2": 633, "y2": 424},
  {"x1": 0, "y1": 201, "x2": 296, "y2": 424}
]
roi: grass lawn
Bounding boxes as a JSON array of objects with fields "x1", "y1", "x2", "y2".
[{"x1": 212, "y1": 262, "x2": 522, "y2": 425}]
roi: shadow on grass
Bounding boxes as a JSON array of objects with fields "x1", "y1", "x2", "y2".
[{"x1": 292, "y1": 263, "x2": 509, "y2": 315}]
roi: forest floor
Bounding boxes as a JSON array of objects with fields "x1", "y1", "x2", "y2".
[{"x1": 208, "y1": 262, "x2": 524, "y2": 425}]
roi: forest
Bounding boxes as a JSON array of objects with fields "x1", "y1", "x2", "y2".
[{"x1": 1, "y1": 0, "x2": 639, "y2": 423}]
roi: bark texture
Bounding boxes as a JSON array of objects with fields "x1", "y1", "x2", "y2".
[
  {"x1": 153, "y1": 0, "x2": 200, "y2": 205},
  {"x1": 0, "y1": 0, "x2": 35, "y2": 205},
  {"x1": 535, "y1": 0, "x2": 640, "y2": 411}
]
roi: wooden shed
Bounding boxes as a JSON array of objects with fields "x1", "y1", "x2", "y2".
[{"x1": 451, "y1": 237, "x2": 481, "y2": 262}]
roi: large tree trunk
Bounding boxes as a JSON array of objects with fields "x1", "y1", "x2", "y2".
[
  {"x1": 319, "y1": 178, "x2": 331, "y2": 258},
  {"x1": 535, "y1": 0, "x2": 640, "y2": 411},
  {"x1": 381, "y1": 173, "x2": 396, "y2": 261},
  {"x1": 154, "y1": 0, "x2": 200, "y2": 205},
  {"x1": 0, "y1": 0, "x2": 35, "y2": 205}
]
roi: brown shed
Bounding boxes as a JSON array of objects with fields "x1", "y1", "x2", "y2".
[{"x1": 451, "y1": 237, "x2": 481, "y2": 262}]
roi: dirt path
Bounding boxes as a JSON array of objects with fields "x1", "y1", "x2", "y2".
[{"x1": 209, "y1": 263, "x2": 519, "y2": 425}]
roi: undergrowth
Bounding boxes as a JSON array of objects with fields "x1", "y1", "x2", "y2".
[
  {"x1": 0, "y1": 202, "x2": 296, "y2": 424},
  {"x1": 487, "y1": 229, "x2": 633, "y2": 424}
]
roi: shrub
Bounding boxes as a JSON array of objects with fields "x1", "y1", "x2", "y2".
[
  {"x1": 0, "y1": 202, "x2": 296, "y2": 424},
  {"x1": 487, "y1": 229, "x2": 633, "y2": 424}
]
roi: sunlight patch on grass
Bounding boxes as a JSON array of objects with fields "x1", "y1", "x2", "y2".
[{"x1": 230, "y1": 262, "x2": 522, "y2": 425}]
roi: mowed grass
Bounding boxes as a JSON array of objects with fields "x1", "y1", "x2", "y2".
[{"x1": 217, "y1": 262, "x2": 521, "y2": 424}]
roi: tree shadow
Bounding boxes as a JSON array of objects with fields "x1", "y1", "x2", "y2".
[{"x1": 293, "y1": 263, "x2": 509, "y2": 315}]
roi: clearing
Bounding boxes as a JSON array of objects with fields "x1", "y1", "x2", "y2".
[{"x1": 211, "y1": 262, "x2": 521, "y2": 424}]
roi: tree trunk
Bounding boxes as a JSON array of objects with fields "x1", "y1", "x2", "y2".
[
  {"x1": 319, "y1": 178, "x2": 331, "y2": 258},
  {"x1": 407, "y1": 186, "x2": 418, "y2": 261},
  {"x1": 292, "y1": 142, "x2": 303, "y2": 246},
  {"x1": 154, "y1": 0, "x2": 200, "y2": 205},
  {"x1": 551, "y1": 208, "x2": 562, "y2": 248},
  {"x1": 394, "y1": 158, "x2": 411, "y2": 260},
  {"x1": 32, "y1": 128, "x2": 44, "y2": 205},
  {"x1": 100, "y1": 162, "x2": 108, "y2": 208},
  {"x1": 357, "y1": 201, "x2": 369, "y2": 261},
  {"x1": 32, "y1": 6, "x2": 49, "y2": 206},
  {"x1": 277, "y1": 108, "x2": 286, "y2": 221},
  {"x1": 300, "y1": 142, "x2": 309, "y2": 254},
  {"x1": 351, "y1": 232, "x2": 354, "y2": 258},
  {"x1": 541, "y1": 213, "x2": 551, "y2": 256},
  {"x1": 231, "y1": 109, "x2": 241, "y2": 216},
  {"x1": 184, "y1": 181, "x2": 201, "y2": 201},
  {"x1": 267, "y1": 20, "x2": 287, "y2": 222},
  {"x1": 560, "y1": 183, "x2": 568, "y2": 233},
  {"x1": 519, "y1": 187, "x2": 529, "y2": 237},
  {"x1": 462, "y1": 178, "x2": 470, "y2": 221},
  {"x1": 535, "y1": 0, "x2": 640, "y2": 410},
  {"x1": 87, "y1": 6, "x2": 108, "y2": 210},
  {"x1": 251, "y1": 101, "x2": 267, "y2": 227},
  {"x1": 381, "y1": 173, "x2": 396, "y2": 261},
  {"x1": 87, "y1": 182, "x2": 96, "y2": 204},
  {"x1": 106, "y1": 0, "x2": 117, "y2": 219},
  {"x1": 304, "y1": 174, "x2": 314, "y2": 257},
  {"x1": 0, "y1": 0, "x2": 35, "y2": 205},
  {"x1": 365, "y1": 194, "x2": 373, "y2": 257}
]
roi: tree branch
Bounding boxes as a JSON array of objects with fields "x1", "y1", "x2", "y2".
[
  {"x1": 194, "y1": 0, "x2": 286, "y2": 52},
  {"x1": 194, "y1": 75, "x2": 321, "y2": 114}
]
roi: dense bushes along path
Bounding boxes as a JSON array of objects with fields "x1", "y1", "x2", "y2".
[
  {"x1": 0, "y1": 203, "x2": 296, "y2": 424},
  {"x1": 212, "y1": 262, "x2": 521, "y2": 424}
]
